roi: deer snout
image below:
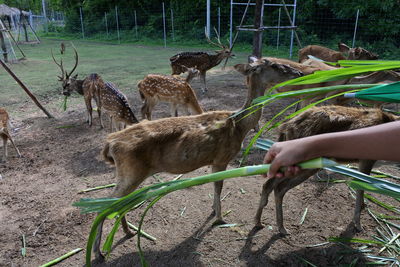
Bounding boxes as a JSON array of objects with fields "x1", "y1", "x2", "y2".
[{"x1": 63, "y1": 91, "x2": 71, "y2": 96}]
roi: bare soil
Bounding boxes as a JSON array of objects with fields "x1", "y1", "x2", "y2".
[{"x1": 0, "y1": 67, "x2": 399, "y2": 267}]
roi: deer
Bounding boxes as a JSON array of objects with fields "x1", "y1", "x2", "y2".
[
  {"x1": 0, "y1": 108, "x2": 21, "y2": 162},
  {"x1": 298, "y1": 42, "x2": 378, "y2": 63},
  {"x1": 254, "y1": 105, "x2": 399, "y2": 235},
  {"x1": 170, "y1": 29, "x2": 234, "y2": 94},
  {"x1": 92, "y1": 57, "x2": 303, "y2": 262},
  {"x1": 138, "y1": 67, "x2": 203, "y2": 120},
  {"x1": 60, "y1": 42, "x2": 65, "y2": 55},
  {"x1": 52, "y1": 48, "x2": 138, "y2": 130}
]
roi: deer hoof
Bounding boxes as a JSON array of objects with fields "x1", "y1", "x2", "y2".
[
  {"x1": 212, "y1": 219, "x2": 227, "y2": 226},
  {"x1": 94, "y1": 252, "x2": 105, "y2": 263},
  {"x1": 254, "y1": 222, "x2": 264, "y2": 230},
  {"x1": 278, "y1": 227, "x2": 289, "y2": 236}
]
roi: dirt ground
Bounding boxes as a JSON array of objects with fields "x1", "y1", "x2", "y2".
[{"x1": 0, "y1": 67, "x2": 399, "y2": 267}]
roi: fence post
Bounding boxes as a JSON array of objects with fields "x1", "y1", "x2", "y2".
[
  {"x1": 79, "y1": 7, "x2": 85, "y2": 39},
  {"x1": 115, "y1": 6, "x2": 120, "y2": 44},
  {"x1": 104, "y1": 12, "x2": 109, "y2": 37},
  {"x1": 206, "y1": 0, "x2": 210, "y2": 37},
  {"x1": 170, "y1": 9, "x2": 175, "y2": 41},
  {"x1": 41, "y1": 0, "x2": 48, "y2": 32},
  {"x1": 276, "y1": 8, "x2": 281, "y2": 49},
  {"x1": 352, "y1": 9, "x2": 360, "y2": 48},
  {"x1": 229, "y1": 0, "x2": 233, "y2": 47},
  {"x1": 218, "y1": 7, "x2": 221, "y2": 36},
  {"x1": 162, "y1": 2, "x2": 167, "y2": 48},
  {"x1": 134, "y1": 10, "x2": 138, "y2": 39}
]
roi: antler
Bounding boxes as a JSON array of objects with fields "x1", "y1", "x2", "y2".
[
  {"x1": 51, "y1": 49, "x2": 65, "y2": 81},
  {"x1": 205, "y1": 27, "x2": 225, "y2": 49},
  {"x1": 66, "y1": 43, "x2": 79, "y2": 78}
]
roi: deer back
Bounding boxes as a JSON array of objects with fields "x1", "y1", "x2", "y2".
[
  {"x1": 279, "y1": 106, "x2": 398, "y2": 142},
  {"x1": 82, "y1": 73, "x2": 104, "y2": 97},
  {"x1": 298, "y1": 45, "x2": 346, "y2": 63},
  {"x1": 170, "y1": 52, "x2": 211, "y2": 74},
  {"x1": 101, "y1": 82, "x2": 138, "y2": 125}
]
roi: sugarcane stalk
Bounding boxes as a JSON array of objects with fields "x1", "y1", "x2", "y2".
[
  {"x1": 79, "y1": 183, "x2": 116, "y2": 194},
  {"x1": 39, "y1": 248, "x2": 83, "y2": 267}
]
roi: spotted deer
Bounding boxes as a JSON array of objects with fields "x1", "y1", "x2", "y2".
[
  {"x1": 92, "y1": 58, "x2": 303, "y2": 261},
  {"x1": 255, "y1": 105, "x2": 399, "y2": 235},
  {"x1": 170, "y1": 29, "x2": 233, "y2": 93},
  {"x1": 52, "y1": 48, "x2": 138, "y2": 130},
  {"x1": 0, "y1": 108, "x2": 21, "y2": 162},
  {"x1": 298, "y1": 42, "x2": 378, "y2": 63},
  {"x1": 138, "y1": 67, "x2": 203, "y2": 120}
]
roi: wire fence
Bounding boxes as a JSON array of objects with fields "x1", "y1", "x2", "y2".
[{"x1": 26, "y1": 1, "x2": 400, "y2": 59}]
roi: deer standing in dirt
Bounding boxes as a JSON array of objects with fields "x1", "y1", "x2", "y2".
[
  {"x1": 298, "y1": 42, "x2": 378, "y2": 63},
  {"x1": 138, "y1": 67, "x2": 203, "y2": 120},
  {"x1": 52, "y1": 48, "x2": 138, "y2": 130},
  {"x1": 255, "y1": 105, "x2": 398, "y2": 235},
  {"x1": 92, "y1": 57, "x2": 303, "y2": 261},
  {"x1": 0, "y1": 108, "x2": 21, "y2": 162},
  {"x1": 60, "y1": 42, "x2": 65, "y2": 55},
  {"x1": 170, "y1": 30, "x2": 233, "y2": 94}
]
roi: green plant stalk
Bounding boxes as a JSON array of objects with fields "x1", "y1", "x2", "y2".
[
  {"x1": 79, "y1": 183, "x2": 116, "y2": 194},
  {"x1": 21, "y1": 234, "x2": 26, "y2": 257},
  {"x1": 62, "y1": 96, "x2": 68, "y2": 111},
  {"x1": 39, "y1": 248, "x2": 83, "y2": 267},
  {"x1": 81, "y1": 158, "x2": 338, "y2": 266},
  {"x1": 328, "y1": 237, "x2": 385, "y2": 246},
  {"x1": 126, "y1": 222, "x2": 157, "y2": 241},
  {"x1": 364, "y1": 193, "x2": 399, "y2": 213}
]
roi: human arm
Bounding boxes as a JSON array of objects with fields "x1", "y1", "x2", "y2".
[{"x1": 265, "y1": 121, "x2": 400, "y2": 178}]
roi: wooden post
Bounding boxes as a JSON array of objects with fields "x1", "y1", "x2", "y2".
[
  {"x1": 0, "y1": 31, "x2": 8, "y2": 63},
  {"x1": 0, "y1": 59, "x2": 53, "y2": 118},
  {"x1": 252, "y1": 0, "x2": 264, "y2": 58}
]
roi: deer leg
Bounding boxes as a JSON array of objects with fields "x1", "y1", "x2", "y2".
[
  {"x1": 2, "y1": 137, "x2": 7, "y2": 162},
  {"x1": 353, "y1": 160, "x2": 376, "y2": 231},
  {"x1": 169, "y1": 103, "x2": 178, "y2": 117},
  {"x1": 211, "y1": 164, "x2": 228, "y2": 225},
  {"x1": 93, "y1": 163, "x2": 150, "y2": 262},
  {"x1": 84, "y1": 95, "x2": 93, "y2": 126},
  {"x1": 200, "y1": 71, "x2": 207, "y2": 94},
  {"x1": 94, "y1": 95, "x2": 104, "y2": 129},
  {"x1": 274, "y1": 170, "x2": 316, "y2": 235},
  {"x1": 254, "y1": 178, "x2": 279, "y2": 229}
]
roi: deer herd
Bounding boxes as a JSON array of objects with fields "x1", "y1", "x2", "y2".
[{"x1": 2, "y1": 38, "x2": 399, "y2": 262}]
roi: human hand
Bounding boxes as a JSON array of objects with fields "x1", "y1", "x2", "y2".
[{"x1": 263, "y1": 139, "x2": 310, "y2": 178}]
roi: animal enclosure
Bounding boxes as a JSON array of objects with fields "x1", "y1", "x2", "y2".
[{"x1": 0, "y1": 39, "x2": 399, "y2": 266}]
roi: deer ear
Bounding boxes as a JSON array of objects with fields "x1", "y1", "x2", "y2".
[
  {"x1": 234, "y1": 63, "x2": 252, "y2": 75},
  {"x1": 338, "y1": 43, "x2": 350, "y2": 53}
]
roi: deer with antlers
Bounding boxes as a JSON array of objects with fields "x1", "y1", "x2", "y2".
[
  {"x1": 0, "y1": 108, "x2": 21, "y2": 162},
  {"x1": 138, "y1": 67, "x2": 203, "y2": 120},
  {"x1": 52, "y1": 47, "x2": 138, "y2": 130},
  {"x1": 170, "y1": 30, "x2": 233, "y2": 94}
]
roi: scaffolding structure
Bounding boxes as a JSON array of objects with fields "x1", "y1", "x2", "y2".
[{"x1": 229, "y1": 0, "x2": 298, "y2": 57}]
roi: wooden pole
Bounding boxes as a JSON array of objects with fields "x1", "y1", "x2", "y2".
[
  {"x1": 252, "y1": 0, "x2": 264, "y2": 58},
  {"x1": 0, "y1": 59, "x2": 53, "y2": 118},
  {"x1": 0, "y1": 31, "x2": 8, "y2": 63}
]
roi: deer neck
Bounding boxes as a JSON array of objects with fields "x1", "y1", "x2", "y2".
[
  {"x1": 75, "y1": 79, "x2": 85, "y2": 95},
  {"x1": 209, "y1": 53, "x2": 226, "y2": 68},
  {"x1": 234, "y1": 78, "x2": 265, "y2": 136}
]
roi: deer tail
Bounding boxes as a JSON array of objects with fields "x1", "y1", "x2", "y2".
[{"x1": 102, "y1": 142, "x2": 115, "y2": 165}]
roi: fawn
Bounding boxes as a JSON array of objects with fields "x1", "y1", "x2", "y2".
[{"x1": 0, "y1": 108, "x2": 21, "y2": 162}]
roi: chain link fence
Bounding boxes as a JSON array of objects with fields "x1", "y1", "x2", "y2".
[{"x1": 29, "y1": 1, "x2": 399, "y2": 59}]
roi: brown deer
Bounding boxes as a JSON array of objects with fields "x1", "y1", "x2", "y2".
[
  {"x1": 138, "y1": 67, "x2": 203, "y2": 120},
  {"x1": 60, "y1": 42, "x2": 65, "y2": 55},
  {"x1": 52, "y1": 49, "x2": 138, "y2": 130},
  {"x1": 266, "y1": 57, "x2": 336, "y2": 75},
  {"x1": 0, "y1": 108, "x2": 21, "y2": 162},
  {"x1": 170, "y1": 30, "x2": 233, "y2": 94},
  {"x1": 255, "y1": 105, "x2": 398, "y2": 235},
  {"x1": 92, "y1": 58, "x2": 303, "y2": 261},
  {"x1": 298, "y1": 42, "x2": 378, "y2": 63}
]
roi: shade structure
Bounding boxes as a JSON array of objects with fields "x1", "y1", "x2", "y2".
[{"x1": 344, "y1": 81, "x2": 400, "y2": 103}]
